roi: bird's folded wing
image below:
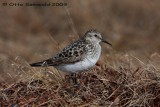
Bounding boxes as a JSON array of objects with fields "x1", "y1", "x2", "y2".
[{"x1": 30, "y1": 40, "x2": 88, "y2": 67}]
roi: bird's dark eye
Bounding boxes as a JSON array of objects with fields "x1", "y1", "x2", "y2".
[{"x1": 94, "y1": 34, "x2": 97, "y2": 37}]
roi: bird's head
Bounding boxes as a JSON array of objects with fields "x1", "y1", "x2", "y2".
[{"x1": 83, "y1": 29, "x2": 112, "y2": 46}]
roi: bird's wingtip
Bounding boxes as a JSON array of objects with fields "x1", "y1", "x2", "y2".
[{"x1": 30, "y1": 62, "x2": 43, "y2": 67}]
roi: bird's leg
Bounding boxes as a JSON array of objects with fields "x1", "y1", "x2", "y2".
[
  {"x1": 70, "y1": 73, "x2": 77, "y2": 84},
  {"x1": 73, "y1": 73, "x2": 78, "y2": 84}
]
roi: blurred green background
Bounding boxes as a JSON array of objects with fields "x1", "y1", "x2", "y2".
[{"x1": 0, "y1": 0, "x2": 160, "y2": 82}]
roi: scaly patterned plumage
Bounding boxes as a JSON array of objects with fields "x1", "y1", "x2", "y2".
[{"x1": 30, "y1": 29, "x2": 112, "y2": 73}]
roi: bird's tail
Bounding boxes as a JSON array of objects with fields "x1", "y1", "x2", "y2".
[{"x1": 30, "y1": 58, "x2": 54, "y2": 67}]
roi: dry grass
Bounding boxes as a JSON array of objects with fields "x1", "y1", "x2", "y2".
[
  {"x1": 0, "y1": 53, "x2": 160, "y2": 106},
  {"x1": 0, "y1": 0, "x2": 160, "y2": 106}
]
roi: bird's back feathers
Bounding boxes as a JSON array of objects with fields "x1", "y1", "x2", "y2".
[{"x1": 30, "y1": 39, "x2": 92, "y2": 67}]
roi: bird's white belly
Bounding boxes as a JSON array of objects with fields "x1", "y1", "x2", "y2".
[
  {"x1": 55, "y1": 46, "x2": 101, "y2": 73},
  {"x1": 55, "y1": 57, "x2": 98, "y2": 73}
]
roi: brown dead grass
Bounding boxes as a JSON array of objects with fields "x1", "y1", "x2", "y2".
[{"x1": 0, "y1": 53, "x2": 160, "y2": 106}]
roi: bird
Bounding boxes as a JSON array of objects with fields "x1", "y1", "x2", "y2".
[{"x1": 30, "y1": 29, "x2": 112, "y2": 84}]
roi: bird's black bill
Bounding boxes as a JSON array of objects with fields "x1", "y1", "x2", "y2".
[{"x1": 101, "y1": 39, "x2": 112, "y2": 46}]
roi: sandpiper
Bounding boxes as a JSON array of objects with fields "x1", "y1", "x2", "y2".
[{"x1": 30, "y1": 29, "x2": 112, "y2": 84}]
